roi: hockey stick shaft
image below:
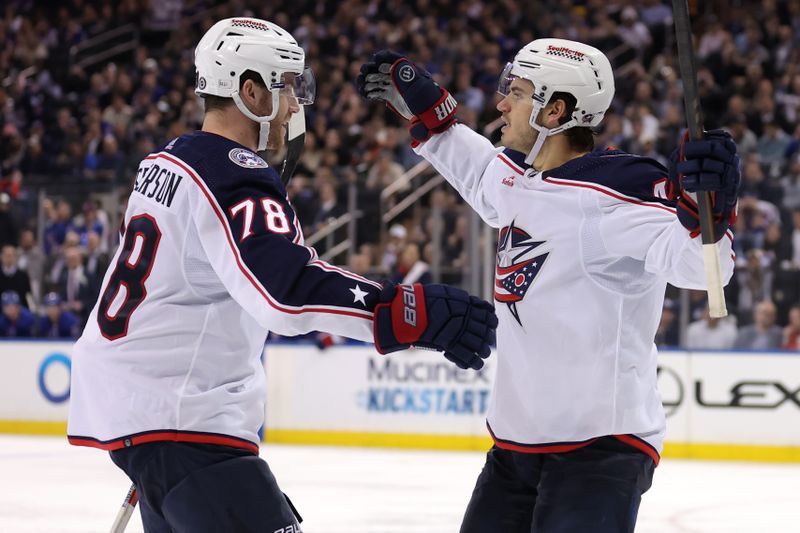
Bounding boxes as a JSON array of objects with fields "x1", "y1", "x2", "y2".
[
  {"x1": 672, "y1": 0, "x2": 728, "y2": 318},
  {"x1": 109, "y1": 484, "x2": 138, "y2": 533}
]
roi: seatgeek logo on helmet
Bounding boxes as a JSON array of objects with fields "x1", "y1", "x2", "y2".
[
  {"x1": 545, "y1": 45, "x2": 586, "y2": 62},
  {"x1": 231, "y1": 18, "x2": 271, "y2": 31}
]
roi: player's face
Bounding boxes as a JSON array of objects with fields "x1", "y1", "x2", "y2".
[
  {"x1": 496, "y1": 79, "x2": 537, "y2": 153},
  {"x1": 266, "y1": 89, "x2": 301, "y2": 151}
]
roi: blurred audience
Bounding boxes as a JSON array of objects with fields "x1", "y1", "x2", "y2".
[
  {"x1": 0, "y1": 244, "x2": 31, "y2": 307},
  {"x1": 685, "y1": 306, "x2": 738, "y2": 350},
  {"x1": 35, "y1": 292, "x2": 81, "y2": 339},
  {"x1": 734, "y1": 300, "x2": 783, "y2": 350},
  {"x1": 1, "y1": 0, "x2": 800, "y2": 343},
  {"x1": 0, "y1": 290, "x2": 35, "y2": 337}
]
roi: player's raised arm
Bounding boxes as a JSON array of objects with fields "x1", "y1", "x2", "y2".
[
  {"x1": 597, "y1": 130, "x2": 739, "y2": 289},
  {"x1": 357, "y1": 51, "x2": 503, "y2": 226}
]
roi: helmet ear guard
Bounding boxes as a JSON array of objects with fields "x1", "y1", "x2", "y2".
[{"x1": 498, "y1": 39, "x2": 615, "y2": 166}]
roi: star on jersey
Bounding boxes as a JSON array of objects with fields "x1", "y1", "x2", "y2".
[
  {"x1": 349, "y1": 284, "x2": 369, "y2": 306},
  {"x1": 494, "y1": 220, "x2": 549, "y2": 325}
]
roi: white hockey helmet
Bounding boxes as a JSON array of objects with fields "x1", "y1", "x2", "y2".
[
  {"x1": 498, "y1": 38, "x2": 615, "y2": 165},
  {"x1": 194, "y1": 18, "x2": 315, "y2": 150}
]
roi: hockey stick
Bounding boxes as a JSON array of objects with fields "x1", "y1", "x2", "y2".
[
  {"x1": 109, "y1": 483, "x2": 138, "y2": 533},
  {"x1": 672, "y1": 0, "x2": 728, "y2": 318},
  {"x1": 281, "y1": 106, "x2": 306, "y2": 186}
]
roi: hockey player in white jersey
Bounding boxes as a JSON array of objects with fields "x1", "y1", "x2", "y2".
[
  {"x1": 358, "y1": 39, "x2": 740, "y2": 532},
  {"x1": 66, "y1": 18, "x2": 497, "y2": 533}
]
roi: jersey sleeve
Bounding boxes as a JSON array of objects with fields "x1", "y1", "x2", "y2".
[
  {"x1": 413, "y1": 124, "x2": 504, "y2": 227},
  {"x1": 185, "y1": 160, "x2": 382, "y2": 341},
  {"x1": 598, "y1": 197, "x2": 735, "y2": 289}
]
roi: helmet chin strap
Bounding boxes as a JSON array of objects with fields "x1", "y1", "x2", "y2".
[
  {"x1": 231, "y1": 90, "x2": 280, "y2": 151},
  {"x1": 524, "y1": 104, "x2": 578, "y2": 167}
]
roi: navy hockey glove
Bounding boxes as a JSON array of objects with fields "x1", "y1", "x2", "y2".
[
  {"x1": 372, "y1": 283, "x2": 497, "y2": 370},
  {"x1": 668, "y1": 129, "x2": 741, "y2": 241},
  {"x1": 357, "y1": 50, "x2": 458, "y2": 145}
]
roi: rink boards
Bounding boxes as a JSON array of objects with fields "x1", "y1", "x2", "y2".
[{"x1": 1, "y1": 340, "x2": 799, "y2": 462}]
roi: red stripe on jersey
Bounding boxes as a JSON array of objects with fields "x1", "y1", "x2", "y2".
[
  {"x1": 613, "y1": 434, "x2": 661, "y2": 465},
  {"x1": 152, "y1": 152, "x2": 373, "y2": 321},
  {"x1": 68, "y1": 430, "x2": 260, "y2": 453},
  {"x1": 542, "y1": 176, "x2": 677, "y2": 214},
  {"x1": 497, "y1": 154, "x2": 524, "y2": 175},
  {"x1": 488, "y1": 424, "x2": 661, "y2": 464},
  {"x1": 488, "y1": 423, "x2": 597, "y2": 453}
]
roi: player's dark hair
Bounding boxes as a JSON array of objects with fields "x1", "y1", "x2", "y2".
[
  {"x1": 550, "y1": 91, "x2": 595, "y2": 153},
  {"x1": 201, "y1": 70, "x2": 267, "y2": 113}
]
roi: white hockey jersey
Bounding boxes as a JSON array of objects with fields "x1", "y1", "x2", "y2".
[
  {"x1": 68, "y1": 131, "x2": 382, "y2": 452},
  {"x1": 416, "y1": 125, "x2": 735, "y2": 461}
]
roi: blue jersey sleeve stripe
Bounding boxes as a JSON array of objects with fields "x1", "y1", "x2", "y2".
[{"x1": 159, "y1": 152, "x2": 374, "y2": 320}]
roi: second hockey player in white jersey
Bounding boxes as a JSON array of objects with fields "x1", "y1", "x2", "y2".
[
  {"x1": 359, "y1": 39, "x2": 740, "y2": 532},
  {"x1": 67, "y1": 18, "x2": 497, "y2": 533}
]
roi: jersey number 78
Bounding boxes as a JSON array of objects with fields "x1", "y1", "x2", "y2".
[{"x1": 97, "y1": 214, "x2": 162, "y2": 340}]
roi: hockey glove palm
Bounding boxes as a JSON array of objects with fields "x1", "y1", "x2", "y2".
[
  {"x1": 668, "y1": 129, "x2": 741, "y2": 241},
  {"x1": 357, "y1": 50, "x2": 458, "y2": 144},
  {"x1": 373, "y1": 283, "x2": 497, "y2": 370}
]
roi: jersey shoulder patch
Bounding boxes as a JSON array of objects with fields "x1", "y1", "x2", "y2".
[
  {"x1": 228, "y1": 148, "x2": 269, "y2": 169},
  {"x1": 161, "y1": 131, "x2": 283, "y2": 196}
]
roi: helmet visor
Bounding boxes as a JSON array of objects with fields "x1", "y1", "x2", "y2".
[
  {"x1": 497, "y1": 62, "x2": 518, "y2": 97},
  {"x1": 275, "y1": 67, "x2": 316, "y2": 105}
]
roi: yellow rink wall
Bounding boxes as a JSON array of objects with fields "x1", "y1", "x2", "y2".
[{"x1": 2, "y1": 341, "x2": 799, "y2": 463}]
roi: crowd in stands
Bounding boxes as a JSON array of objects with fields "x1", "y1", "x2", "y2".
[{"x1": 1, "y1": 0, "x2": 800, "y2": 348}]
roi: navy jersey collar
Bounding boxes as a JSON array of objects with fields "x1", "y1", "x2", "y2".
[{"x1": 501, "y1": 148, "x2": 531, "y2": 171}]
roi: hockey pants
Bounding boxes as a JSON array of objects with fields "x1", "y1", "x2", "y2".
[
  {"x1": 460, "y1": 436, "x2": 656, "y2": 533},
  {"x1": 110, "y1": 441, "x2": 302, "y2": 533}
]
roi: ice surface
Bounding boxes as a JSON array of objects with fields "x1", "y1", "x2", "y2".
[{"x1": 1, "y1": 435, "x2": 798, "y2": 532}]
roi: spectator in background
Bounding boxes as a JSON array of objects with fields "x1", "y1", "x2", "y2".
[
  {"x1": 686, "y1": 305, "x2": 738, "y2": 350},
  {"x1": 55, "y1": 246, "x2": 91, "y2": 322},
  {"x1": 655, "y1": 298, "x2": 680, "y2": 347},
  {"x1": 16, "y1": 229, "x2": 44, "y2": 307},
  {"x1": 734, "y1": 300, "x2": 783, "y2": 350},
  {"x1": 83, "y1": 231, "x2": 109, "y2": 302},
  {"x1": 736, "y1": 248, "x2": 773, "y2": 315},
  {"x1": 366, "y1": 150, "x2": 404, "y2": 191},
  {"x1": 312, "y1": 179, "x2": 344, "y2": 231},
  {"x1": 94, "y1": 134, "x2": 126, "y2": 181},
  {"x1": 381, "y1": 224, "x2": 407, "y2": 272},
  {"x1": 286, "y1": 175, "x2": 317, "y2": 235},
  {"x1": 36, "y1": 292, "x2": 81, "y2": 339},
  {"x1": 43, "y1": 199, "x2": 74, "y2": 255},
  {"x1": 390, "y1": 243, "x2": 432, "y2": 285},
  {"x1": 756, "y1": 122, "x2": 791, "y2": 172},
  {"x1": 0, "y1": 245, "x2": 31, "y2": 307},
  {"x1": 75, "y1": 201, "x2": 105, "y2": 250},
  {"x1": 0, "y1": 193, "x2": 17, "y2": 247},
  {"x1": 0, "y1": 291, "x2": 35, "y2": 337},
  {"x1": 781, "y1": 159, "x2": 800, "y2": 211},
  {"x1": 45, "y1": 230, "x2": 81, "y2": 292},
  {"x1": 782, "y1": 305, "x2": 800, "y2": 350}
]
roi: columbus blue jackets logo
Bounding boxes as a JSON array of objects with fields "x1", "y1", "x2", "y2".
[
  {"x1": 228, "y1": 148, "x2": 269, "y2": 168},
  {"x1": 495, "y1": 220, "x2": 548, "y2": 325}
]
